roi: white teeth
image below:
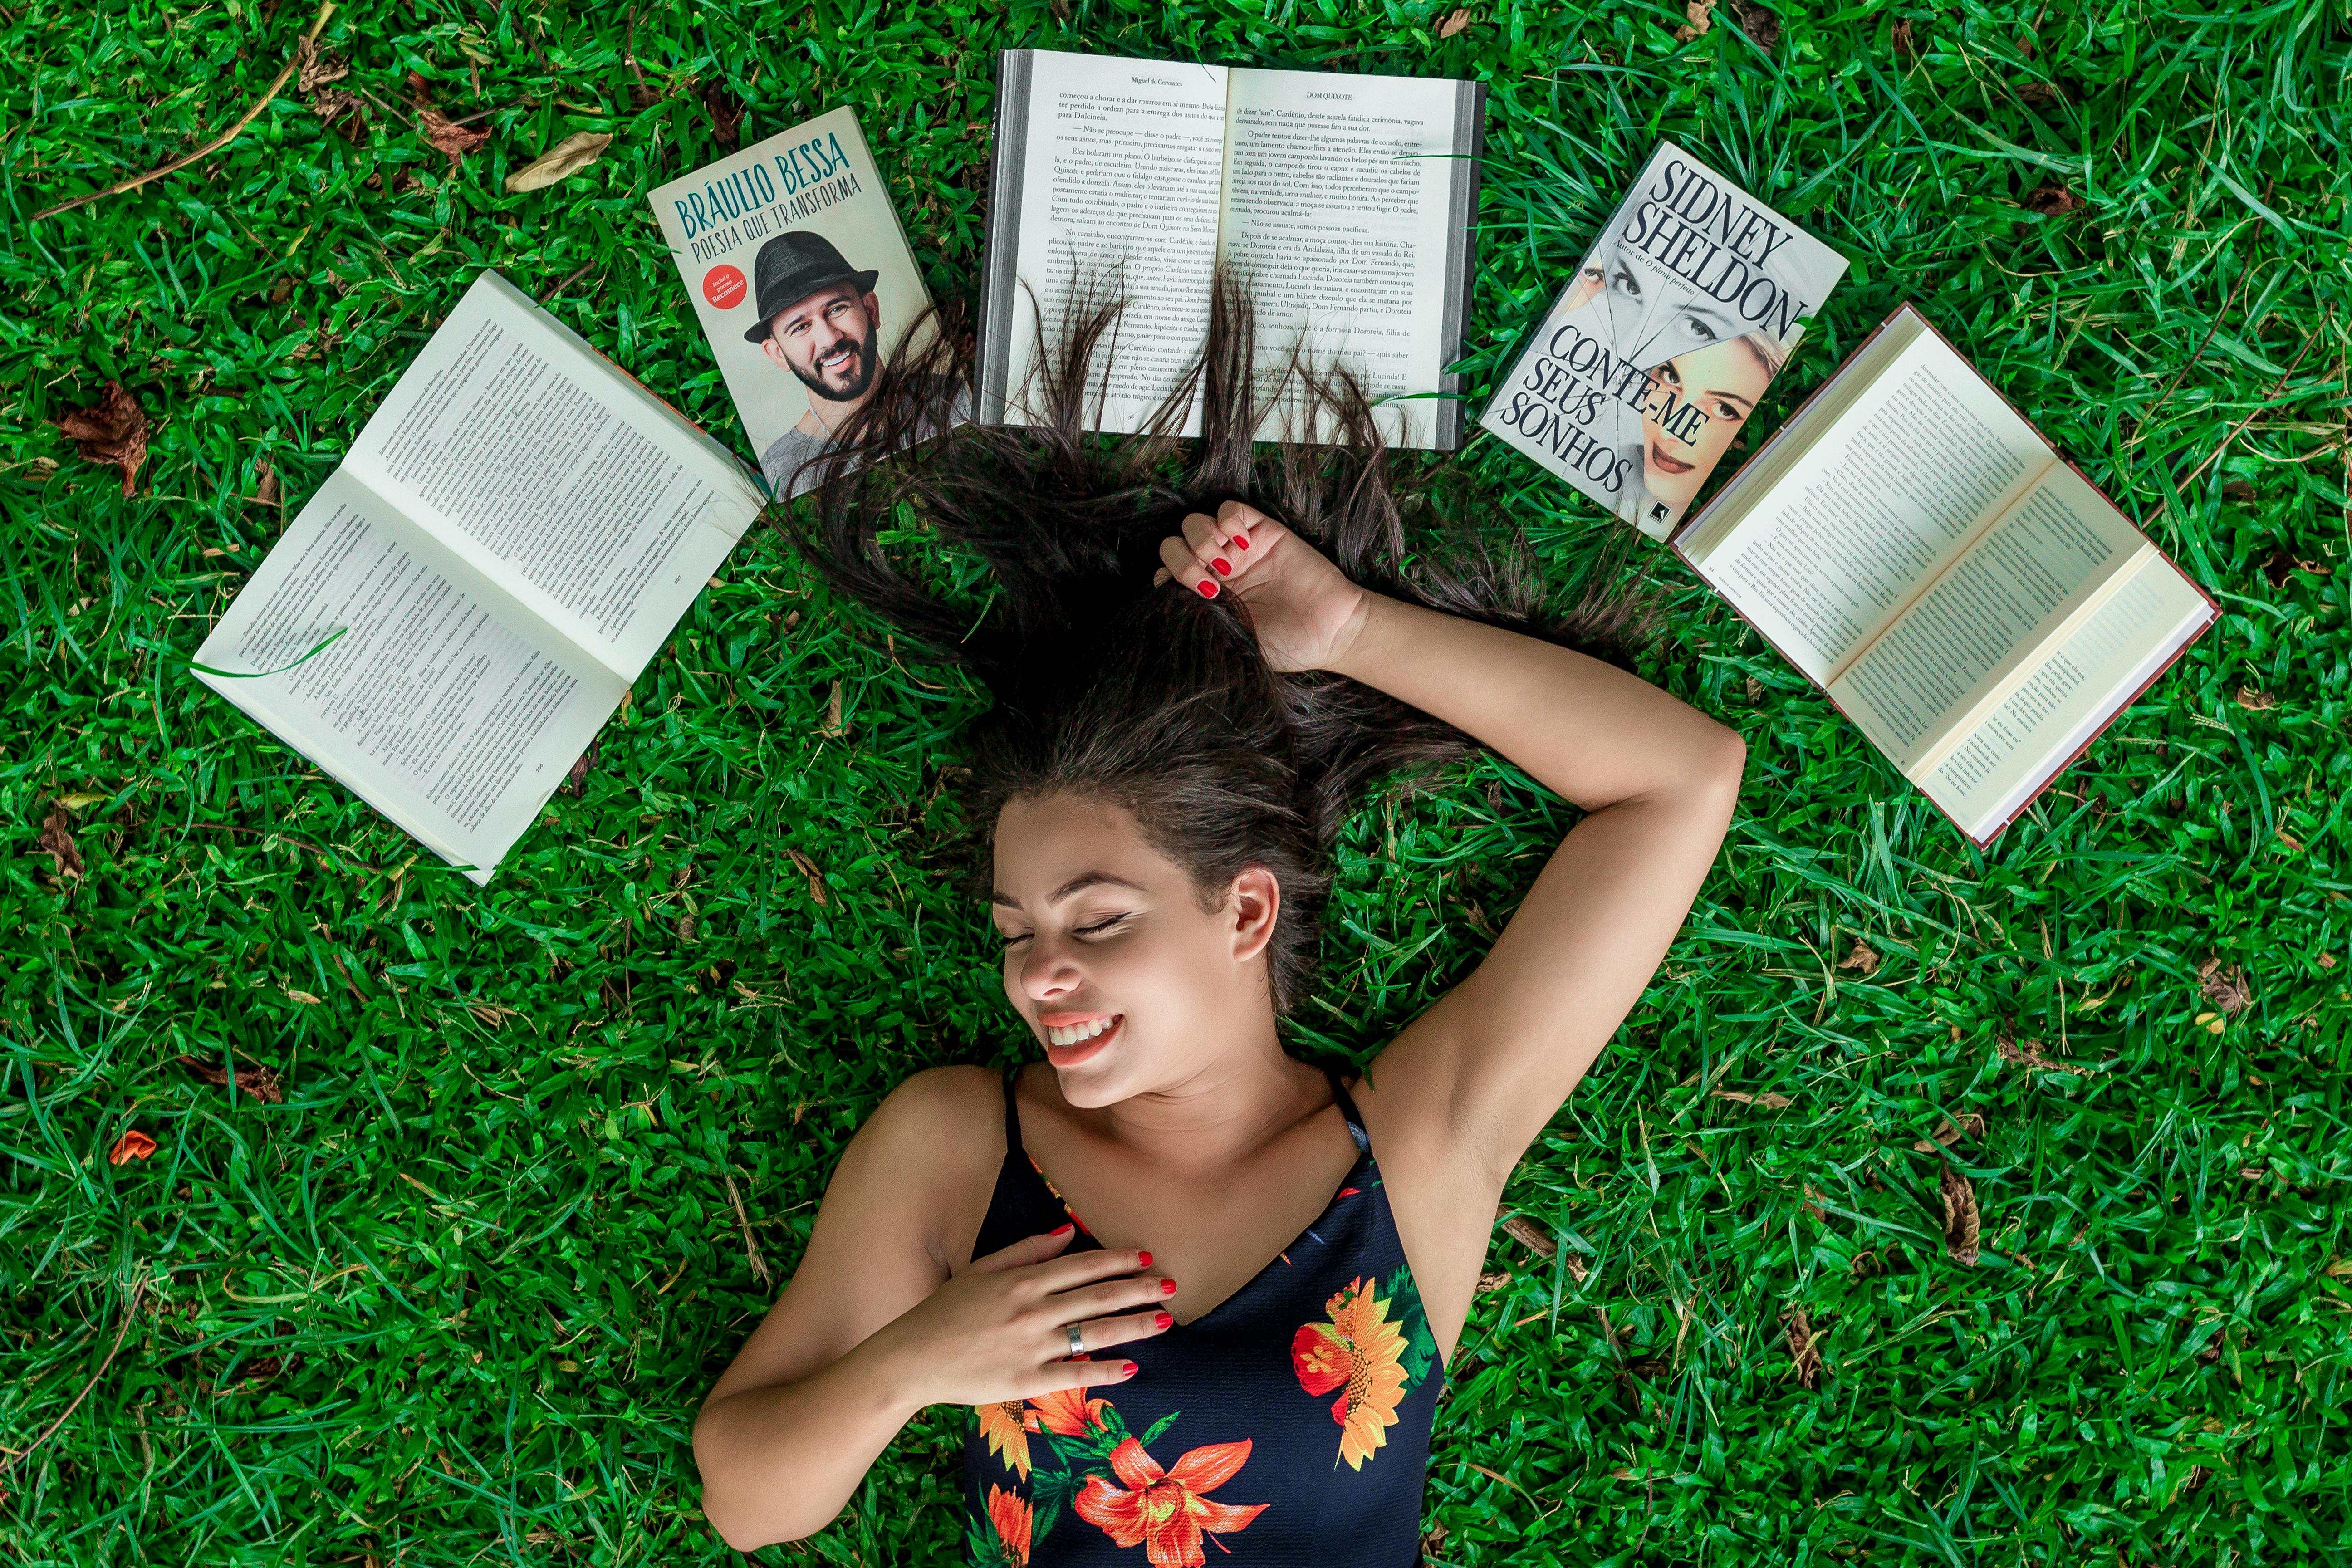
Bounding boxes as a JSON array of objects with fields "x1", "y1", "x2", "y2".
[{"x1": 1047, "y1": 1016, "x2": 1117, "y2": 1048}]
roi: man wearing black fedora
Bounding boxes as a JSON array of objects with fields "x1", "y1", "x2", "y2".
[{"x1": 743, "y1": 231, "x2": 892, "y2": 497}]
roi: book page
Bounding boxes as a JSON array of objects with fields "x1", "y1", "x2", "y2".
[
  {"x1": 191, "y1": 469, "x2": 624, "y2": 886},
  {"x1": 1829, "y1": 464, "x2": 2152, "y2": 771},
  {"x1": 1916, "y1": 553, "x2": 2211, "y2": 839},
  {"x1": 345, "y1": 271, "x2": 762, "y2": 681},
  {"x1": 1218, "y1": 69, "x2": 1472, "y2": 449},
  {"x1": 1697, "y1": 328, "x2": 2053, "y2": 682},
  {"x1": 983, "y1": 51, "x2": 1231, "y2": 435}
]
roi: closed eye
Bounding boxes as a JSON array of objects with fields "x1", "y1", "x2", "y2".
[{"x1": 1076, "y1": 913, "x2": 1132, "y2": 939}]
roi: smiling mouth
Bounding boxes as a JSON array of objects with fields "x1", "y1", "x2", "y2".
[
  {"x1": 1649, "y1": 437, "x2": 1696, "y2": 476},
  {"x1": 815, "y1": 343, "x2": 861, "y2": 376},
  {"x1": 1044, "y1": 1013, "x2": 1120, "y2": 1048}
]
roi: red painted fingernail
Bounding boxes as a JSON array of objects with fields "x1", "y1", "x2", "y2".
[
  {"x1": 1121, "y1": 1361, "x2": 1139, "y2": 1377},
  {"x1": 1050, "y1": 1223, "x2": 1074, "y2": 1237},
  {"x1": 1161, "y1": 1278, "x2": 1177, "y2": 1296},
  {"x1": 1153, "y1": 1311, "x2": 1173, "y2": 1330},
  {"x1": 1211, "y1": 557, "x2": 1232, "y2": 576},
  {"x1": 1231, "y1": 534, "x2": 1248, "y2": 550},
  {"x1": 1197, "y1": 579, "x2": 1218, "y2": 599},
  {"x1": 1136, "y1": 1250, "x2": 1153, "y2": 1268}
]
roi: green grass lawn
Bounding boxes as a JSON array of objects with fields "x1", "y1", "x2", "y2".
[{"x1": 5, "y1": 0, "x2": 2348, "y2": 1563}]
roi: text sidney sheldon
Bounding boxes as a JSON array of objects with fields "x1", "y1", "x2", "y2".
[{"x1": 1480, "y1": 142, "x2": 1849, "y2": 539}]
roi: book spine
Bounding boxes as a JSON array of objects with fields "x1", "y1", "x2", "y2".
[
  {"x1": 977, "y1": 49, "x2": 1034, "y2": 425},
  {"x1": 1435, "y1": 79, "x2": 1488, "y2": 452}
]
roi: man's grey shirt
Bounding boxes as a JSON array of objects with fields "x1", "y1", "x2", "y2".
[{"x1": 759, "y1": 375, "x2": 972, "y2": 499}]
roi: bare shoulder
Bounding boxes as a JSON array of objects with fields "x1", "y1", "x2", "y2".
[{"x1": 846, "y1": 1064, "x2": 1008, "y2": 1269}]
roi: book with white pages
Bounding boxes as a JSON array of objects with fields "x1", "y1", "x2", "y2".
[
  {"x1": 978, "y1": 49, "x2": 1486, "y2": 449},
  {"x1": 1671, "y1": 302, "x2": 2218, "y2": 845},
  {"x1": 192, "y1": 268, "x2": 767, "y2": 884}
]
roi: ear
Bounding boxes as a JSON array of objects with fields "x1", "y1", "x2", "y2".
[
  {"x1": 862, "y1": 290, "x2": 882, "y2": 325},
  {"x1": 758, "y1": 334, "x2": 789, "y2": 370},
  {"x1": 1227, "y1": 866, "x2": 1281, "y2": 966}
]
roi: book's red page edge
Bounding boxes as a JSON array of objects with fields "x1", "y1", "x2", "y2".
[{"x1": 1673, "y1": 298, "x2": 2223, "y2": 849}]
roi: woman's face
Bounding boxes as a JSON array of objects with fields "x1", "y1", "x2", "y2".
[
  {"x1": 990, "y1": 793, "x2": 1278, "y2": 1108},
  {"x1": 1639, "y1": 338, "x2": 1774, "y2": 511}
]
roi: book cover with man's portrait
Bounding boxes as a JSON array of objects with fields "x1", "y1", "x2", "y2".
[{"x1": 651, "y1": 106, "x2": 964, "y2": 500}]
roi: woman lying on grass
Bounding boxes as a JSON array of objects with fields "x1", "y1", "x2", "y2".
[{"x1": 693, "y1": 283, "x2": 1747, "y2": 1564}]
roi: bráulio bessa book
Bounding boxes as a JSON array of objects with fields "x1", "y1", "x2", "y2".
[
  {"x1": 1480, "y1": 140, "x2": 1848, "y2": 539},
  {"x1": 649, "y1": 106, "x2": 963, "y2": 500}
]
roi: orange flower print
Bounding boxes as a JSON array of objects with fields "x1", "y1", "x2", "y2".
[
  {"x1": 1073, "y1": 1436, "x2": 1268, "y2": 1568},
  {"x1": 1290, "y1": 1275, "x2": 1411, "y2": 1469},
  {"x1": 976, "y1": 1398, "x2": 1035, "y2": 1479},
  {"x1": 1028, "y1": 1382, "x2": 1111, "y2": 1437},
  {"x1": 985, "y1": 1484, "x2": 1033, "y2": 1566}
]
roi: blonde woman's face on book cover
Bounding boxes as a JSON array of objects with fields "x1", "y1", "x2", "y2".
[
  {"x1": 989, "y1": 794, "x2": 1280, "y2": 1111},
  {"x1": 1640, "y1": 336, "x2": 1774, "y2": 510}
]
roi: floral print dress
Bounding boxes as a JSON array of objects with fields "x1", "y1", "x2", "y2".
[{"x1": 963, "y1": 1067, "x2": 1444, "y2": 1568}]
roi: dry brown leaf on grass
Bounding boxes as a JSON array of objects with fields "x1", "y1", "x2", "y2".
[
  {"x1": 309, "y1": 85, "x2": 363, "y2": 137},
  {"x1": 1711, "y1": 1088, "x2": 1795, "y2": 1109},
  {"x1": 246, "y1": 460, "x2": 280, "y2": 507},
  {"x1": 1911, "y1": 1112, "x2": 1986, "y2": 1152},
  {"x1": 418, "y1": 108, "x2": 490, "y2": 167},
  {"x1": 1939, "y1": 1158, "x2": 1980, "y2": 1265},
  {"x1": 505, "y1": 132, "x2": 615, "y2": 194},
  {"x1": 1890, "y1": 16, "x2": 1919, "y2": 56},
  {"x1": 1475, "y1": 1269, "x2": 1511, "y2": 1295},
  {"x1": 1496, "y1": 1206, "x2": 1555, "y2": 1258},
  {"x1": 37, "y1": 805, "x2": 85, "y2": 881},
  {"x1": 1996, "y1": 1035, "x2": 2091, "y2": 1074},
  {"x1": 701, "y1": 82, "x2": 746, "y2": 147},
  {"x1": 1837, "y1": 938, "x2": 1881, "y2": 978},
  {"x1": 1784, "y1": 1308, "x2": 1821, "y2": 1387},
  {"x1": 54, "y1": 381, "x2": 151, "y2": 498},
  {"x1": 2199, "y1": 957, "x2": 2252, "y2": 1015},
  {"x1": 785, "y1": 846, "x2": 830, "y2": 906},
  {"x1": 294, "y1": 36, "x2": 348, "y2": 93},
  {"x1": 2018, "y1": 80, "x2": 2065, "y2": 105},
  {"x1": 561, "y1": 739, "x2": 598, "y2": 797},
  {"x1": 820, "y1": 680, "x2": 846, "y2": 736},
  {"x1": 1802, "y1": 1185, "x2": 1828, "y2": 1221},
  {"x1": 1728, "y1": 0, "x2": 1780, "y2": 48},
  {"x1": 177, "y1": 1055, "x2": 287, "y2": 1104},
  {"x1": 2234, "y1": 687, "x2": 2278, "y2": 711},
  {"x1": 1437, "y1": 8, "x2": 1473, "y2": 37},
  {"x1": 1673, "y1": 0, "x2": 1715, "y2": 40},
  {"x1": 2021, "y1": 181, "x2": 2082, "y2": 216}
]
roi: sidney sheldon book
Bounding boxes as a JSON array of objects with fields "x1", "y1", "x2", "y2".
[
  {"x1": 1480, "y1": 140, "x2": 1848, "y2": 539},
  {"x1": 649, "y1": 107, "x2": 963, "y2": 500}
]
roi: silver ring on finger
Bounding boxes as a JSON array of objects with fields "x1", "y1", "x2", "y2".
[{"x1": 1067, "y1": 1322, "x2": 1086, "y2": 1357}]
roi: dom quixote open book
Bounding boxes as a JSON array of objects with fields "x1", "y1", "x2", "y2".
[
  {"x1": 1672, "y1": 304, "x2": 2218, "y2": 845},
  {"x1": 979, "y1": 50, "x2": 1486, "y2": 449}
]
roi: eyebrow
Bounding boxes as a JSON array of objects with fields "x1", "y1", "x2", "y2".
[{"x1": 989, "y1": 872, "x2": 1147, "y2": 909}]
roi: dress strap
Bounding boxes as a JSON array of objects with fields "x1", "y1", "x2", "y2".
[
  {"x1": 1001, "y1": 1065, "x2": 1025, "y2": 1160},
  {"x1": 1319, "y1": 1064, "x2": 1372, "y2": 1154}
]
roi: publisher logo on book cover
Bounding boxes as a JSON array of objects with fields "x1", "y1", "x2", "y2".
[{"x1": 702, "y1": 264, "x2": 747, "y2": 310}]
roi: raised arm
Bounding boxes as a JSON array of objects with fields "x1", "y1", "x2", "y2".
[{"x1": 1157, "y1": 501, "x2": 1742, "y2": 1226}]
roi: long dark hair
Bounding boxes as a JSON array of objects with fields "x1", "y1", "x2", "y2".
[{"x1": 788, "y1": 273, "x2": 1651, "y2": 1014}]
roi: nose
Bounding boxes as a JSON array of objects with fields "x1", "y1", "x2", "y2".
[{"x1": 1018, "y1": 935, "x2": 1083, "y2": 1003}]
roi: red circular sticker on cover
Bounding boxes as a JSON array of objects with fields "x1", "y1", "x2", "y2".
[{"x1": 702, "y1": 265, "x2": 747, "y2": 310}]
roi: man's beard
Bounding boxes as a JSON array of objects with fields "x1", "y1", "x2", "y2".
[{"x1": 792, "y1": 323, "x2": 882, "y2": 404}]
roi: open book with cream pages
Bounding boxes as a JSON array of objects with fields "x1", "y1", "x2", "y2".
[{"x1": 1671, "y1": 303, "x2": 2218, "y2": 844}]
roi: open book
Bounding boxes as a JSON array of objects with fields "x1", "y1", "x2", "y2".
[
  {"x1": 193, "y1": 270, "x2": 766, "y2": 884},
  {"x1": 1674, "y1": 304, "x2": 2217, "y2": 844},
  {"x1": 979, "y1": 49, "x2": 1486, "y2": 448}
]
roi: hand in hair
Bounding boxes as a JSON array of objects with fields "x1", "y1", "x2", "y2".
[{"x1": 1153, "y1": 499, "x2": 1372, "y2": 675}]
